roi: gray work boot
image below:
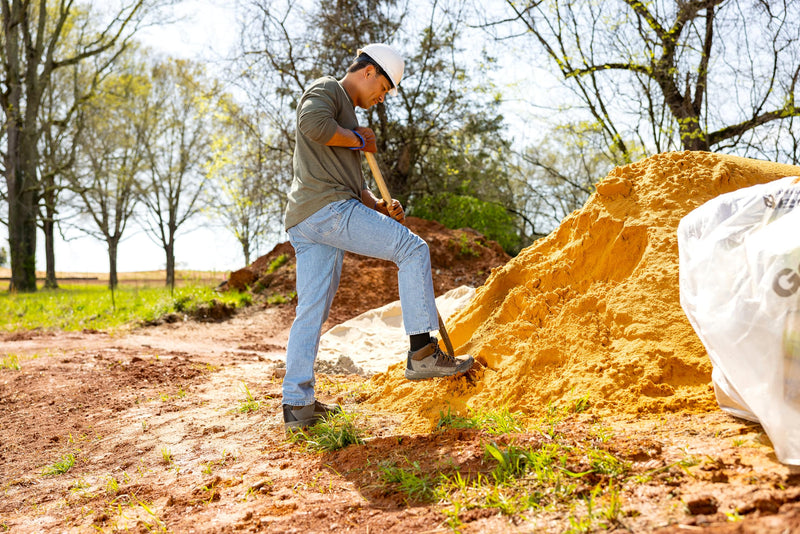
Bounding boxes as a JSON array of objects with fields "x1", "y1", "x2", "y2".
[
  {"x1": 405, "y1": 339, "x2": 474, "y2": 381},
  {"x1": 283, "y1": 400, "x2": 342, "y2": 430}
]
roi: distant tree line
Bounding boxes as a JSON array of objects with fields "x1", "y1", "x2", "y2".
[{"x1": 2, "y1": 0, "x2": 798, "y2": 292}]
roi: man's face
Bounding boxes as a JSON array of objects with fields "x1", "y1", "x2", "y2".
[{"x1": 361, "y1": 65, "x2": 393, "y2": 109}]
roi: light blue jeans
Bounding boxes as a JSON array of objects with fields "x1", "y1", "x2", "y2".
[{"x1": 283, "y1": 198, "x2": 438, "y2": 406}]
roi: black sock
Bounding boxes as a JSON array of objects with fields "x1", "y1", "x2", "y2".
[{"x1": 410, "y1": 333, "x2": 432, "y2": 352}]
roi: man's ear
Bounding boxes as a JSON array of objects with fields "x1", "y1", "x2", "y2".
[{"x1": 362, "y1": 64, "x2": 376, "y2": 80}]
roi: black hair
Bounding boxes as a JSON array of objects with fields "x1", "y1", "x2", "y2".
[{"x1": 347, "y1": 53, "x2": 395, "y2": 88}]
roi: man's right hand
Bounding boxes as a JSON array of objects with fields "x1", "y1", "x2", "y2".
[{"x1": 354, "y1": 127, "x2": 377, "y2": 153}]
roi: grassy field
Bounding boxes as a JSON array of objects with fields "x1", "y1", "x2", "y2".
[
  {"x1": 0, "y1": 267, "x2": 228, "y2": 288},
  {"x1": 0, "y1": 271, "x2": 250, "y2": 332}
]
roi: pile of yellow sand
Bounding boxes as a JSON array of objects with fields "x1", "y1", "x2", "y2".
[{"x1": 365, "y1": 151, "x2": 800, "y2": 432}]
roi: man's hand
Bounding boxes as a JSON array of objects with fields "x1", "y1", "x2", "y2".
[
  {"x1": 354, "y1": 126, "x2": 377, "y2": 153},
  {"x1": 377, "y1": 198, "x2": 405, "y2": 223}
]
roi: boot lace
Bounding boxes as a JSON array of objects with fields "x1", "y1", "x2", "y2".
[{"x1": 433, "y1": 344, "x2": 456, "y2": 364}]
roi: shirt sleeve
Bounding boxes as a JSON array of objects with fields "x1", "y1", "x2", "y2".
[{"x1": 297, "y1": 84, "x2": 340, "y2": 145}]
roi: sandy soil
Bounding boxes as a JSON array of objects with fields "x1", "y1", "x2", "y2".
[{"x1": 2, "y1": 304, "x2": 800, "y2": 533}]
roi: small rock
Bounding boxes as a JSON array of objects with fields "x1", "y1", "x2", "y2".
[{"x1": 686, "y1": 495, "x2": 718, "y2": 515}]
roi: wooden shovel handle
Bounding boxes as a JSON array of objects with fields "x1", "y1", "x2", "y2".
[{"x1": 364, "y1": 152, "x2": 393, "y2": 205}]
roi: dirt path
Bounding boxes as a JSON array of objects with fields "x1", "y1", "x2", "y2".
[{"x1": 2, "y1": 307, "x2": 800, "y2": 533}]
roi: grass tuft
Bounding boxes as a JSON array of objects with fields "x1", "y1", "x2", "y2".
[
  {"x1": 42, "y1": 453, "x2": 76, "y2": 476},
  {"x1": 288, "y1": 411, "x2": 364, "y2": 452},
  {"x1": 379, "y1": 460, "x2": 438, "y2": 503},
  {"x1": 436, "y1": 406, "x2": 524, "y2": 435},
  {"x1": 0, "y1": 353, "x2": 21, "y2": 370},
  {"x1": 238, "y1": 381, "x2": 261, "y2": 413},
  {"x1": 266, "y1": 253, "x2": 289, "y2": 274}
]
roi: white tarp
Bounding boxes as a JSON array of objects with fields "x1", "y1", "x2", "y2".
[
  {"x1": 678, "y1": 176, "x2": 800, "y2": 465},
  {"x1": 316, "y1": 285, "x2": 475, "y2": 376}
]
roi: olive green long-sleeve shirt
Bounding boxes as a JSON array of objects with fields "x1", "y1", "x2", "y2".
[{"x1": 283, "y1": 76, "x2": 366, "y2": 230}]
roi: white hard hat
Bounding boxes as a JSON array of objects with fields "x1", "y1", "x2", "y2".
[{"x1": 357, "y1": 43, "x2": 404, "y2": 97}]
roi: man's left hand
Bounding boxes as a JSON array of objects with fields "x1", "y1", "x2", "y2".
[{"x1": 354, "y1": 127, "x2": 377, "y2": 153}]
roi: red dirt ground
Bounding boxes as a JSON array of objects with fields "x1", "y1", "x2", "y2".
[
  {"x1": 2, "y1": 222, "x2": 800, "y2": 532},
  {"x1": 2, "y1": 307, "x2": 800, "y2": 533}
]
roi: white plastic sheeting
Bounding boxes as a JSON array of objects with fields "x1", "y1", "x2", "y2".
[
  {"x1": 678, "y1": 176, "x2": 800, "y2": 465},
  {"x1": 316, "y1": 286, "x2": 476, "y2": 376}
]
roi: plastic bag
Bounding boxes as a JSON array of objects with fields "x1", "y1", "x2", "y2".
[{"x1": 678, "y1": 175, "x2": 800, "y2": 465}]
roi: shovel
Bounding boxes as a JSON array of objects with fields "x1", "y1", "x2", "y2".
[{"x1": 364, "y1": 152, "x2": 457, "y2": 359}]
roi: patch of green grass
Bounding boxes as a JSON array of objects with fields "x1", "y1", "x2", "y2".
[
  {"x1": 238, "y1": 382, "x2": 261, "y2": 413},
  {"x1": 160, "y1": 446, "x2": 173, "y2": 465},
  {"x1": 288, "y1": 411, "x2": 364, "y2": 452},
  {"x1": 135, "y1": 497, "x2": 167, "y2": 533},
  {"x1": 566, "y1": 484, "x2": 623, "y2": 533},
  {"x1": 484, "y1": 442, "x2": 530, "y2": 484},
  {"x1": 266, "y1": 253, "x2": 289, "y2": 274},
  {"x1": 106, "y1": 475, "x2": 120, "y2": 495},
  {"x1": 451, "y1": 233, "x2": 481, "y2": 258},
  {"x1": 0, "y1": 353, "x2": 21, "y2": 370},
  {"x1": 379, "y1": 460, "x2": 438, "y2": 503},
  {"x1": 437, "y1": 406, "x2": 525, "y2": 435},
  {"x1": 202, "y1": 449, "x2": 236, "y2": 475},
  {"x1": 569, "y1": 393, "x2": 591, "y2": 414},
  {"x1": 587, "y1": 448, "x2": 630, "y2": 477},
  {"x1": 42, "y1": 453, "x2": 76, "y2": 476},
  {"x1": 265, "y1": 291, "x2": 296, "y2": 305},
  {"x1": 539, "y1": 401, "x2": 566, "y2": 439},
  {"x1": 0, "y1": 283, "x2": 251, "y2": 332}
]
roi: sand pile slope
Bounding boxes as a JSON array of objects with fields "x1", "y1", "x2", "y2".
[{"x1": 366, "y1": 151, "x2": 800, "y2": 432}]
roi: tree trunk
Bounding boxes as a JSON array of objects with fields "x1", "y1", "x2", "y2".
[
  {"x1": 108, "y1": 239, "x2": 119, "y2": 290},
  {"x1": 240, "y1": 237, "x2": 251, "y2": 266},
  {"x1": 677, "y1": 114, "x2": 711, "y2": 152},
  {"x1": 3, "y1": 2, "x2": 39, "y2": 293},
  {"x1": 6, "y1": 129, "x2": 40, "y2": 292},
  {"x1": 43, "y1": 185, "x2": 59, "y2": 289},
  {"x1": 165, "y1": 239, "x2": 175, "y2": 289}
]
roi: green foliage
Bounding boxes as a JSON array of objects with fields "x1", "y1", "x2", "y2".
[
  {"x1": 411, "y1": 193, "x2": 521, "y2": 254},
  {"x1": 437, "y1": 406, "x2": 525, "y2": 435},
  {"x1": 484, "y1": 442, "x2": 530, "y2": 484},
  {"x1": 161, "y1": 446, "x2": 173, "y2": 465},
  {"x1": 451, "y1": 234, "x2": 480, "y2": 258},
  {"x1": 0, "y1": 283, "x2": 250, "y2": 332},
  {"x1": 42, "y1": 453, "x2": 76, "y2": 476},
  {"x1": 288, "y1": 411, "x2": 365, "y2": 452},
  {"x1": 238, "y1": 381, "x2": 261, "y2": 414},
  {"x1": 539, "y1": 401, "x2": 566, "y2": 439},
  {"x1": 0, "y1": 353, "x2": 21, "y2": 370},
  {"x1": 265, "y1": 291, "x2": 296, "y2": 305},
  {"x1": 566, "y1": 484, "x2": 623, "y2": 533},
  {"x1": 587, "y1": 449, "x2": 630, "y2": 478},
  {"x1": 0, "y1": 247, "x2": 7, "y2": 267},
  {"x1": 570, "y1": 394, "x2": 591, "y2": 414},
  {"x1": 266, "y1": 254, "x2": 289, "y2": 274},
  {"x1": 379, "y1": 460, "x2": 438, "y2": 503}
]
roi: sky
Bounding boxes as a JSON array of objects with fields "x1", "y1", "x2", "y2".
[{"x1": 3, "y1": 0, "x2": 546, "y2": 275}]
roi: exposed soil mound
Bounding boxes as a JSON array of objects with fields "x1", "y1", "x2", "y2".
[
  {"x1": 220, "y1": 216, "x2": 510, "y2": 327},
  {"x1": 366, "y1": 151, "x2": 800, "y2": 432}
]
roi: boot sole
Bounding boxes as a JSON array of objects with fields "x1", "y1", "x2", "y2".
[
  {"x1": 284, "y1": 417, "x2": 320, "y2": 431},
  {"x1": 404, "y1": 357, "x2": 474, "y2": 381},
  {"x1": 283, "y1": 409, "x2": 343, "y2": 432}
]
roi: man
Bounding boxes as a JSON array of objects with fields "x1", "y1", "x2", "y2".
[{"x1": 282, "y1": 43, "x2": 474, "y2": 430}]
